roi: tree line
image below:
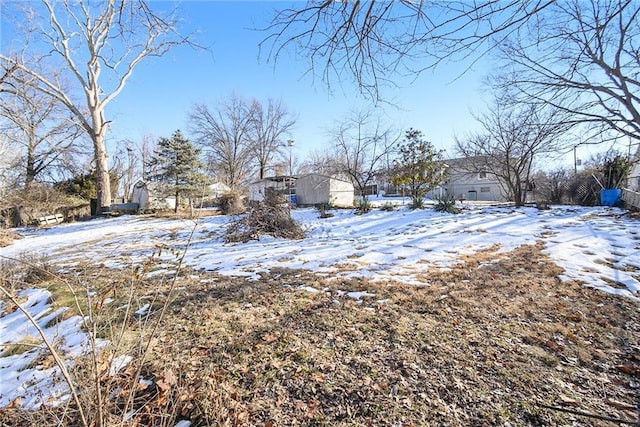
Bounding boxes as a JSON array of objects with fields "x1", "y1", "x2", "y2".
[{"x1": 1, "y1": 0, "x2": 638, "y2": 213}]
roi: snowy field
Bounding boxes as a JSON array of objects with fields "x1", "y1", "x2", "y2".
[
  {"x1": 2, "y1": 203, "x2": 639, "y2": 297},
  {"x1": 1, "y1": 203, "x2": 639, "y2": 411}
]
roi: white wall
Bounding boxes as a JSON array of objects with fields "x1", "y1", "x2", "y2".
[{"x1": 296, "y1": 174, "x2": 354, "y2": 207}]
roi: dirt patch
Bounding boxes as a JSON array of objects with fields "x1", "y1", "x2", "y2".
[{"x1": 2, "y1": 244, "x2": 639, "y2": 426}]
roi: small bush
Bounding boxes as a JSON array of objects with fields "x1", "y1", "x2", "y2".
[
  {"x1": 380, "y1": 202, "x2": 395, "y2": 212},
  {"x1": 355, "y1": 197, "x2": 372, "y2": 215},
  {"x1": 2, "y1": 253, "x2": 56, "y2": 286},
  {"x1": 409, "y1": 197, "x2": 425, "y2": 209},
  {"x1": 225, "y1": 192, "x2": 304, "y2": 243},
  {"x1": 434, "y1": 195, "x2": 461, "y2": 214},
  {"x1": 218, "y1": 191, "x2": 245, "y2": 215},
  {"x1": 316, "y1": 202, "x2": 334, "y2": 219}
]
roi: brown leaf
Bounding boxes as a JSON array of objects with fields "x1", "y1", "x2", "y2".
[
  {"x1": 6, "y1": 397, "x2": 21, "y2": 409},
  {"x1": 156, "y1": 369, "x2": 177, "y2": 392},
  {"x1": 262, "y1": 332, "x2": 279, "y2": 343},
  {"x1": 616, "y1": 364, "x2": 638, "y2": 375}
]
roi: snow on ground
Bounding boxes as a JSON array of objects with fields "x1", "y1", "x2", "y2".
[
  {"x1": 2, "y1": 204, "x2": 639, "y2": 296},
  {"x1": 0, "y1": 203, "x2": 639, "y2": 410},
  {"x1": 0, "y1": 289, "x2": 107, "y2": 409}
]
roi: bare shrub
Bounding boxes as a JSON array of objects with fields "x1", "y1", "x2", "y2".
[
  {"x1": 0, "y1": 253, "x2": 55, "y2": 289},
  {"x1": 0, "y1": 183, "x2": 89, "y2": 227},
  {"x1": 218, "y1": 191, "x2": 245, "y2": 216},
  {"x1": 0, "y1": 229, "x2": 21, "y2": 247},
  {"x1": 225, "y1": 191, "x2": 304, "y2": 242}
]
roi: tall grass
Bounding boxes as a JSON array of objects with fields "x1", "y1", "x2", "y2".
[{"x1": 0, "y1": 219, "x2": 200, "y2": 426}]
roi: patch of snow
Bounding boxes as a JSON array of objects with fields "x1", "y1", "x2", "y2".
[
  {"x1": 134, "y1": 303, "x2": 151, "y2": 316},
  {"x1": 347, "y1": 291, "x2": 376, "y2": 300},
  {"x1": 109, "y1": 355, "x2": 133, "y2": 376}
]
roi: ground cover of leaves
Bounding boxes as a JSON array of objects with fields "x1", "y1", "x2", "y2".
[{"x1": 1, "y1": 243, "x2": 639, "y2": 426}]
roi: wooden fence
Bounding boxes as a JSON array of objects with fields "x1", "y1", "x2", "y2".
[
  {"x1": 37, "y1": 213, "x2": 64, "y2": 226},
  {"x1": 621, "y1": 188, "x2": 640, "y2": 209}
]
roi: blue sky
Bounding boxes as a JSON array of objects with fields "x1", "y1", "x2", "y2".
[
  {"x1": 108, "y1": 1, "x2": 491, "y2": 162},
  {"x1": 2, "y1": 1, "x2": 605, "y2": 169}
]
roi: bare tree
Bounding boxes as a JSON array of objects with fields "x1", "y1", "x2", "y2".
[
  {"x1": 248, "y1": 98, "x2": 296, "y2": 179},
  {"x1": 0, "y1": 73, "x2": 87, "y2": 185},
  {"x1": 329, "y1": 110, "x2": 400, "y2": 211},
  {"x1": 299, "y1": 147, "x2": 342, "y2": 176},
  {"x1": 456, "y1": 100, "x2": 573, "y2": 206},
  {"x1": 0, "y1": 0, "x2": 193, "y2": 212},
  {"x1": 111, "y1": 140, "x2": 140, "y2": 201},
  {"x1": 494, "y1": 0, "x2": 640, "y2": 146},
  {"x1": 189, "y1": 96, "x2": 255, "y2": 190},
  {"x1": 264, "y1": 1, "x2": 552, "y2": 100}
]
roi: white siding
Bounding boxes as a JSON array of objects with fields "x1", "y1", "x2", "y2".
[{"x1": 296, "y1": 174, "x2": 354, "y2": 207}]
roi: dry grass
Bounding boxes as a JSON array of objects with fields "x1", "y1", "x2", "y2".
[
  {"x1": 1, "y1": 244, "x2": 639, "y2": 426},
  {"x1": 0, "y1": 229, "x2": 21, "y2": 248}
]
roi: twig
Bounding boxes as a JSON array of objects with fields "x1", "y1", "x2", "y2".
[
  {"x1": 538, "y1": 402, "x2": 639, "y2": 425},
  {"x1": 120, "y1": 218, "x2": 201, "y2": 424}
]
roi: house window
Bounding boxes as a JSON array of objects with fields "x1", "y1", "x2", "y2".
[
  {"x1": 478, "y1": 171, "x2": 488, "y2": 180},
  {"x1": 480, "y1": 187, "x2": 491, "y2": 192}
]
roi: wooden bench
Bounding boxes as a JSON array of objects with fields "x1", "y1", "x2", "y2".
[{"x1": 37, "y1": 213, "x2": 64, "y2": 226}]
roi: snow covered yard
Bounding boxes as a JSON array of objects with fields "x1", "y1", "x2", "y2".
[
  {"x1": 3, "y1": 204, "x2": 639, "y2": 297},
  {"x1": 0, "y1": 204, "x2": 639, "y2": 426}
]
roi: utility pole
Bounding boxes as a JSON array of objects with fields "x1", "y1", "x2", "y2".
[{"x1": 287, "y1": 139, "x2": 295, "y2": 202}]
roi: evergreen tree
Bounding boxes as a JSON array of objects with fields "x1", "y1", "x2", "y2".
[
  {"x1": 392, "y1": 129, "x2": 444, "y2": 209},
  {"x1": 147, "y1": 130, "x2": 207, "y2": 213}
]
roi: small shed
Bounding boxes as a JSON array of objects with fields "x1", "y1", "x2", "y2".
[
  {"x1": 296, "y1": 173, "x2": 354, "y2": 207},
  {"x1": 131, "y1": 180, "x2": 176, "y2": 211},
  {"x1": 208, "y1": 182, "x2": 231, "y2": 198}
]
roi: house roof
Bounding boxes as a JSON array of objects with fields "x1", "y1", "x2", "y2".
[{"x1": 209, "y1": 182, "x2": 231, "y2": 191}]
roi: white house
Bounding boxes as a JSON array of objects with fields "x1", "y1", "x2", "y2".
[
  {"x1": 436, "y1": 158, "x2": 510, "y2": 202},
  {"x1": 295, "y1": 173, "x2": 354, "y2": 207}
]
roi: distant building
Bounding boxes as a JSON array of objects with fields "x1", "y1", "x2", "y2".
[
  {"x1": 622, "y1": 145, "x2": 640, "y2": 209},
  {"x1": 131, "y1": 180, "x2": 176, "y2": 211},
  {"x1": 433, "y1": 157, "x2": 510, "y2": 202},
  {"x1": 208, "y1": 182, "x2": 231, "y2": 198}
]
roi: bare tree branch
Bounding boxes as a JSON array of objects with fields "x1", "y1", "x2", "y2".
[
  {"x1": 493, "y1": 0, "x2": 640, "y2": 146},
  {"x1": 262, "y1": 1, "x2": 553, "y2": 101},
  {"x1": 189, "y1": 96, "x2": 255, "y2": 190},
  {"x1": 247, "y1": 99, "x2": 296, "y2": 180}
]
